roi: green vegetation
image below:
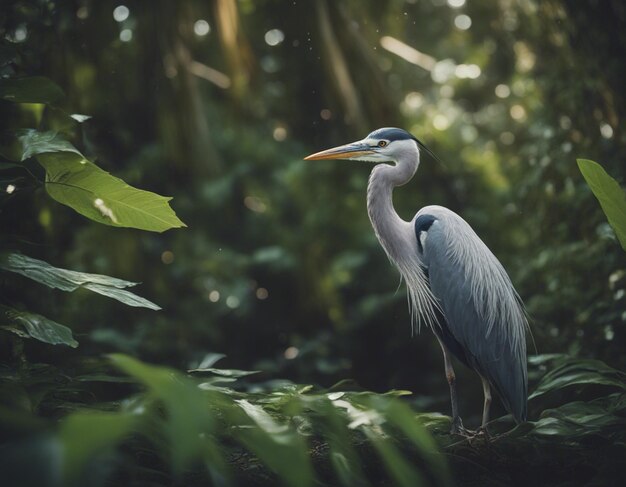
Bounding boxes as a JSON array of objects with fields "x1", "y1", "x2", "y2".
[
  {"x1": 578, "y1": 159, "x2": 626, "y2": 251},
  {"x1": 1, "y1": 1, "x2": 625, "y2": 486}
]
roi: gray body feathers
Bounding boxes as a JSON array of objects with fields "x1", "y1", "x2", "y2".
[{"x1": 415, "y1": 206, "x2": 528, "y2": 422}]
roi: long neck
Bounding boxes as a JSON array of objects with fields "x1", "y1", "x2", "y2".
[
  {"x1": 365, "y1": 144, "x2": 439, "y2": 330},
  {"x1": 366, "y1": 147, "x2": 420, "y2": 263}
]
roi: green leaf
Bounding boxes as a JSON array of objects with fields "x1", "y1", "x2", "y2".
[
  {"x1": 529, "y1": 358, "x2": 626, "y2": 400},
  {"x1": 372, "y1": 398, "x2": 452, "y2": 487},
  {"x1": 0, "y1": 305, "x2": 78, "y2": 347},
  {"x1": 0, "y1": 252, "x2": 161, "y2": 310},
  {"x1": 59, "y1": 411, "x2": 135, "y2": 483},
  {"x1": 234, "y1": 399, "x2": 315, "y2": 487},
  {"x1": 0, "y1": 76, "x2": 64, "y2": 103},
  {"x1": 110, "y1": 354, "x2": 221, "y2": 475},
  {"x1": 309, "y1": 397, "x2": 367, "y2": 486},
  {"x1": 365, "y1": 428, "x2": 427, "y2": 487},
  {"x1": 577, "y1": 158, "x2": 626, "y2": 250},
  {"x1": 530, "y1": 393, "x2": 626, "y2": 441},
  {"x1": 18, "y1": 130, "x2": 186, "y2": 232}
]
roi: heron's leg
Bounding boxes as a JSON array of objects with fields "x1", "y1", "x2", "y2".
[
  {"x1": 480, "y1": 376, "x2": 492, "y2": 431},
  {"x1": 437, "y1": 339, "x2": 463, "y2": 434}
]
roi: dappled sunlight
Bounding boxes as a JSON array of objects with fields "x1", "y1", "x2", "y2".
[{"x1": 93, "y1": 197, "x2": 118, "y2": 223}]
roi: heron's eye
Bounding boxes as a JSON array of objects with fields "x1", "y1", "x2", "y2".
[{"x1": 377, "y1": 140, "x2": 388, "y2": 147}]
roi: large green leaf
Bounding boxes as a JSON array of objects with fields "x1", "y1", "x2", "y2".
[
  {"x1": 0, "y1": 305, "x2": 78, "y2": 347},
  {"x1": 110, "y1": 354, "x2": 224, "y2": 476},
  {"x1": 577, "y1": 158, "x2": 626, "y2": 250},
  {"x1": 18, "y1": 130, "x2": 186, "y2": 232},
  {"x1": 0, "y1": 253, "x2": 160, "y2": 310},
  {"x1": 0, "y1": 76, "x2": 64, "y2": 103},
  {"x1": 530, "y1": 393, "x2": 626, "y2": 442},
  {"x1": 370, "y1": 397, "x2": 452, "y2": 487},
  {"x1": 529, "y1": 358, "x2": 626, "y2": 400},
  {"x1": 59, "y1": 411, "x2": 135, "y2": 484}
]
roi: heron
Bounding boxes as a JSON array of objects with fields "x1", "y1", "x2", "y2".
[{"x1": 304, "y1": 127, "x2": 528, "y2": 434}]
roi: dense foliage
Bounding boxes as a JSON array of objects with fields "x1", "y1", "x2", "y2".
[{"x1": 1, "y1": 1, "x2": 625, "y2": 486}]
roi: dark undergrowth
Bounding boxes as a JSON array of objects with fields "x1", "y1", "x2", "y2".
[{"x1": 0, "y1": 352, "x2": 624, "y2": 487}]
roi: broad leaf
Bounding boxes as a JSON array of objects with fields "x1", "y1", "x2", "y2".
[
  {"x1": 577, "y1": 158, "x2": 626, "y2": 250},
  {"x1": 18, "y1": 130, "x2": 186, "y2": 232},
  {"x1": 0, "y1": 252, "x2": 161, "y2": 310},
  {"x1": 110, "y1": 354, "x2": 222, "y2": 475},
  {"x1": 530, "y1": 393, "x2": 626, "y2": 441},
  {"x1": 59, "y1": 411, "x2": 135, "y2": 483},
  {"x1": 235, "y1": 399, "x2": 315, "y2": 487},
  {"x1": 363, "y1": 426, "x2": 427, "y2": 487},
  {"x1": 0, "y1": 76, "x2": 64, "y2": 103},
  {"x1": 529, "y1": 358, "x2": 626, "y2": 400},
  {"x1": 370, "y1": 397, "x2": 452, "y2": 486},
  {"x1": 0, "y1": 305, "x2": 78, "y2": 347},
  {"x1": 308, "y1": 397, "x2": 367, "y2": 486}
]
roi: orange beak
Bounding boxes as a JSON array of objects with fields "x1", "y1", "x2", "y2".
[{"x1": 304, "y1": 141, "x2": 374, "y2": 161}]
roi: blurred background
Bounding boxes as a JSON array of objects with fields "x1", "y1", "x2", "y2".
[{"x1": 1, "y1": 0, "x2": 625, "y2": 425}]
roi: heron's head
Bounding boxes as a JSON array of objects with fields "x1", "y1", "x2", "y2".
[{"x1": 304, "y1": 127, "x2": 436, "y2": 163}]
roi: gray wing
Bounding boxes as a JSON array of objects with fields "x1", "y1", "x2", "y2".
[{"x1": 415, "y1": 207, "x2": 528, "y2": 422}]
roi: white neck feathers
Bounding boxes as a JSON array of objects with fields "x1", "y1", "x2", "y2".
[{"x1": 365, "y1": 141, "x2": 440, "y2": 331}]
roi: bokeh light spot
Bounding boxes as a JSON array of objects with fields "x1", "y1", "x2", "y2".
[
  {"x1": 600, "y1": 123, "x2": 614, "y2": 139},
  {"x1": 431, "y1": 59, "x2": 456, "y2": 83},
  {"x1": 495, "y1": 84, "x2": 511, "y2": 98},
  {"x1": 454, "y1": 14, "x2": 472, "y2": 30},
  {"x1": 455, "y1": 64, "x2": 481, "y2": 79},
  {"x1": 13, "y1": 26, "x2": 27, "y2": 42},
  {"x1": 265, "y1": 29, "x2": 285, "y2": 46},
  {"x1": 510, "y1": 104, "x2": 527, "y2": 121},
  {"x1": 120, "y1": 29, "x2": 133, "y2": 42},
  {"x1": 604, "y1": 325, "x2": 614, "y2": 341},
  {"x1": 433, "y1": 114, "x2": 450, "y2": 131},
  {"x1": 500, "y1": 132, "x2": 515, "y2": 145},
  {"x1": 461, "y1": 125, "x2": 478, "y2": 143},
  {"x1": 273, "y1": 126, "x2": 287, "y2": 141},
  {"x1": 320, "y1": 109, "x2": 332, "y2": 120},
  {"x1": 447, "y1": 0, "x2": 466, "y2": 8},
  {"x1": 284, "y1": 346, "x2": 299, "y2": 359},
  {"x1": 244, "y1": 196, "x2": 267, "y2": 213},
  {"x1": 113, "y1": 5, "x2": 129, "y2": 22},
  {"x1": 76, "y1": 6, "x2": 89, "y2": 19},
  {"x1": 194, "y1": 20, "x2": 210, "y2": 36}
]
